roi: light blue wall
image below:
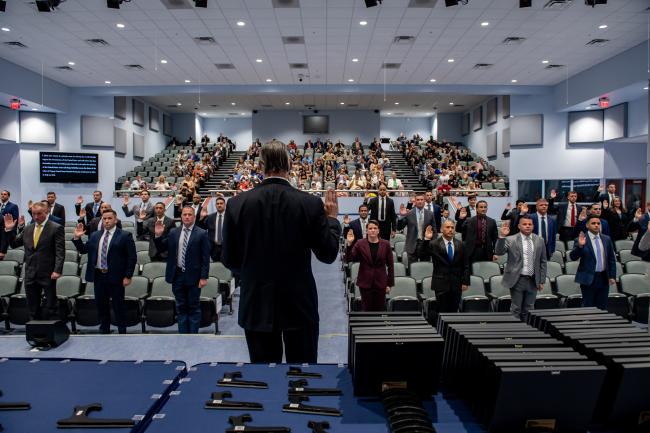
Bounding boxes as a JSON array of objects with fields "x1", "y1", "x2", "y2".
[
  {"x1": 627, "y1": 95, "x2": 648, "y2": 139},
  {"x1": 202, "y1": 117, "x2": 252, "y2": 150},
  {"x1": 171, "y1": 114, "x2": 197, "y2": 142},
  {"x1": 0, "y1": 140, "x2": 21, "y2": 201},
  {"x1": 251, "y1": 110, "x2": 380, "y2": 147},
  {"x1": 436, "y1": 113, "x2": 463, "y2": 143},
  {"x1": 379, "y1": 116, "x2": 433, "y2": 141},
  {"x1": 463, "y1": 97, "x2": 510, "y2": 175},
  {"x1": 604, "y1": 141, "x2": 647, "y2": 179}
]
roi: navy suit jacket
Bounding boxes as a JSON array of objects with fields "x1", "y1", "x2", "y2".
[
  {"x1": 155, "y1": 225, "x2": 210, "y2": 284},
  {"x1": 530, "y1": 213, "x2": 557, "y2": 258},
  {"x1": 73, "y1": 228, "x2": 137, "y2": 284},
  {"x1": 345, "y1": 218, "x2": 366, "y2": 242},
  {"x1": 0, "y1": 201, "x2": 19, "y2": 220},
  {"x1": 569, "y1": 233, "x2": 616, "y2": 286},
  {"x1": 577, "y1": 218, "x2": 610, "y2": 237}
]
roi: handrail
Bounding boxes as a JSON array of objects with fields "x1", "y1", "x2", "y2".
[
  {"x1": 206, "y1": 188, "x2": 417, "y2": 197},
  {"x1": 446, "y1": 189, "x2": 511, "y2": 196}
]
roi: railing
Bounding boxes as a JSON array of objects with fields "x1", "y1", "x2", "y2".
[
  {"x1": 114, "y1": 189, "x2": 176, "y2": 197},
  {"x1": 446, "y1": 188, "x2": 511, "y2": 197},
  {"x1": 206, "y1": 188, "x2": 417, "y2": 197}
]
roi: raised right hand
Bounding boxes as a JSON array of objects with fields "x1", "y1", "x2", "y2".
[
  {"x1": 550, "y1": 189, "x2": 557, "y2": 199},
  {"x1": 76, "y1": 195, "x2": 83, "y2": 205},
  {"x1": 635, "y1": 208, "x2": 643, "y2": 220},
  {"x1": 324, "y1": 188, "x2": 339, "y2": 218},
  {"x1": 154, "y1": 219, "x2": 165, "y2": 237},
  {"x1": 73, "y1": 223, "x2": 85, "y2": 239},
  {"x1": 3, "y1": 213, "x2": 16, "y2": 232},
  {"x1": 459, "y1": 208, "x2": 468, "y2": 219},
  {"x1": 27, "y1": 200, "x2": 33, "y2": 210},
  {"x1": 597, "y1": 184, "x2": 605, "y2": 193},
  {"x1": 424, "y1": 225, "x2": 434, "y2": 240},
  {"x1": 505, "y1": 202, "x2": 512, "y2": 210},
  {"x1": 399, "y1": 203, "x2": 408, "y2": 216},
  {"x1": 123, "y1": 194, "x2": 129, "y2": 205},
  {"x1": 499, "y1": 222, "x2": 510, "y2": 237},
  {"x1": 79, "y1": 208, "x2": 86, "y2": 219},
  {"x1": 346, "y1": 230, "x2": 355, "y2": 246},
  {"x1": 343, "y1": 215, "x2": 350, "y2": 225},
  {"x1": 578, "y1": 231, "x2": 586, "y2": 247}
]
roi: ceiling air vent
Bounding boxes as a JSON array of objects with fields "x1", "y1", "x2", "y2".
[
  {"x1": 85, "y1": 39, "x2": 109, "y2": 47},
  {"x1": 159, "y1": 0, "x2": 193, "y2": 9},
  {"x1": 209, "y1": 104, "x2": 220, "y2": 107},
  {"x1": 194, "y1": 36, "x2": 216, "y2": 45},
  {"x1": 272, "y1": 0, "x2": 300, "y2": 7},
  {"x1": 393, "y1": 36, "x2": 416, "y2": 44},
  {"x1": 228, "y1": 113, "x2": 239, "y2": 115},
  {"x1": 452, "y1": 104, "x2": 464, "y2": 107},
  {"x1": 215, "y1": 63, "x2": 235, "y2": 70},
  {"x1": 166, "y1": 105, "x2": 180, "y2": 108},
  {"x1": 346, "y1": 104, "x2": 359, "y2": 107},
  {"x1": 125, "y1": 64, "x2": 144, "y2": 70},
  {"x1": 545, "y1": 64, "x2": 565, "y2": 69},
  {"x1": 4, "y1": 41, "x2": 27, "y2": 48},
  {"x1": 473, "y1": 63, "x2": 493, "y2": 70},
  {"x1": 304, "y1": 104, "x2": 315, "y2": 108},
  {"x1": 289, "y1": 63, "x2": 308, "y2": 69},
  {"x1": 382, "y1": 63, "x2": 401, "y2": 69},
  {"x1": 261, "y1": 104, "x2": 273, "y2": 108},
  {"x1": 502, "y1": 37, "x2": 526, "y2": 45},
  {"x1": 586, "y1": 38, "x2": 609, "y2": 47},
  {"x1": 543, "y1": 0, "x2": 573, "y2": 9},
  {"x1": 55, "y1": 66, "x2": 73, "y2": 71},
  {"x1": 393, "y1": 113, "x2": 405, "y2": 116},
  {"x1": 282, "y1": 36, "x2": 305, "y2": 44},
  {"x1": 407, "y1": 0, "x2": 437, "y2": 7}
]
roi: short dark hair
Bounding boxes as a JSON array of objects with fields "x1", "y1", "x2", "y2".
[
  {"x1": 590, "y1": 203, "x2": 601, "y2": 209},
  {"x1": 93, "y1": 190, "x2": 102, "y2": 195},
  {"x1": 215, "y1": 197, "x2": 226, "y2": 204},
  {"x1": 515, "y1": 199, "x2": 525, "y2": 205},
  {"x1": 477, "y1": 200, "x2": 488, "y2": 207},
  {"x1": 2, "y1": 190, "x2": 9, "y2": 197},
  {"x1": 261, "y1": 140, "x2": 290, "y2": 174},
  {"x1": 47, "y1": 191, "x2": 56, "y2": 196},
  {"x1": 181, "y1": 205, "x2": 196, "y2": 214},
  {"x1": 367, "y1": 219, "x2": 380, "y2": 228},
  {"x1": 586, "y1": 215, "x2": 601, "y2": 223},
  {"x1": 155, "y1": 202, "x2": 165, "y2": 207},
  {"x1": 102, "y1": 209, "x2": 117, "y2": 217},
  {"x1": 358, "y1": 204, "x2": 368, "y2": 211},
  {"x1": 518, "y1": 214, "x2": 533, "y2": 223}
]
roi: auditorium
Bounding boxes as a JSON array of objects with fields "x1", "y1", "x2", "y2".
[{"x1": 0, "y1": 0, "x2": 649, "y2": 432}]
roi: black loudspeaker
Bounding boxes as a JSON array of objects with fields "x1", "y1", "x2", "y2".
[
  {"x1": 445, "y1": 0, "x2": 458, "y2": 6},
  {"x1": 194, "y1": 0, "x2": 208, "y2": 7},
  {"x1": 26, "y1": 320, "x2": 70, "y2": 349},
  {"x1": 252, "y1": 109, "x2": 258, "y2": 114},
  {"x1": 374, "y1": 109, "x2": 379, "y2": 114},
  {"x1": 519, "y1": 0, "x2": 532, "y2": 7},
  {"x1": 364, "y1": 0, "x2": 378, "y2": 7}
]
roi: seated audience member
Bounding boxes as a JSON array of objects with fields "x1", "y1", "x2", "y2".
[
  {"x1": 345, "y1": 220, "x2": 394, "y2": 311},
  {"x1": 130, "y1": 175, "x2": 143, "y2": 191},
  {"x1": 154, "y1": 175, "x2": 171, "y2": 191}
]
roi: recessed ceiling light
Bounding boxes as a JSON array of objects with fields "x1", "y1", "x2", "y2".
[
  {"x1": 359, "y1": 20, "x2": 368, "y2": 26},
  {"x1": 542, "y1": 60, "x2": 549, "y2": 64},
  {"x1": 347, "y1": 78, "x2": 354, "y2": 82},
  {"x1": 429, "y1": 78, "x2": 436, "y2": 82},
  {"x1": 176, "y1": 102, "x2": 182, "y2": 106},
  {"x1": 256, "y1": 58, "x2": 263, "y2": 63},
  {"x1": 1, "y1": 27, "x2": 10, "y2": 32},
  {"x1": 352, "y1": 58, "x2": 359, "y2": 62},
  {"x1": 265, "y1": 78, "x2": 272, "y2": 82},
  {"x1": 340, "y1": 102, "x2": 345, "y2": 105},
  {"x1": 236, "y1": 21, "x2": 246, "y2": 27},
  {"x1": 31, "y1": 108, "x2": 38, "y2": 111},
  {"x1": 116, "y1": 23, "x2": 125, "y2": 29},
  {"x1": 104, "y1": 80, "x2": 111, "y2": 84},
  {"x1": 511, "y1": 79, "x2": 518, "y2": 83},
  {"x1": 241, "y1": 112, "x2": 246, "y2": 115},
  {"x1": 184, "y1": 79, "x2": 191, "y2": 83},
  {"x1": 160, "y1": 59, "x2": 167, "y2": 64},
  {"x1": 201, "y1": 112, "x2": 207, "y2": 116},
  {"x1": 394, "y1": 102, "x2": 399, "y2": 105},
  {"x1": 449, "y1": 102, "x2": 454, "y2": 105},
  {"x1": 285, "y1": 102, "x2": 291, "y2": 105},
  {"x1": 585, "y1": 106, "x2": 591, "y2": 109},
  {"x1": 231, "y1": 102, "x2": 236, "y2": 106},
  {"x1": 644, "y1": 86, "x2": 649, "y2": 90},
  {"x1": 68, "y1": 61, "x2": 75, "y2": 66},
  {"x1": 481, "y1": 22, "x2": 489, "y2": 27},
  {"x1": 386, "y1": 112, "x2": 392, "y2": 115},
  {"x1": 599, "y1": 24, "x2": 608, "y2": 29},
  {"x1": 447, "y1": 58, "x2": 455, "y2": 63}
]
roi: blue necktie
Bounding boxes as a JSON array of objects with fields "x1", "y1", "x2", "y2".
[
  {"x1": 447, "y1": 241, "x2": 454, "y2": 263},
  {"x1": 594, "y1": 235, "x2": 603, "y2": 272},
  {"x1": 180, "y1": 228, "x2": 190, "y2": 272}
]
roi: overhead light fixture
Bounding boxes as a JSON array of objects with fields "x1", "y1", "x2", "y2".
[
  {"x1": 519, "y1": 0, "x2": 532, "y2": 7},
  {"x1": 285, "y1": 102, "x2": 290, "y2": 105},
  {"x1": 231, "y1": 102, "x2": 236, "y2": 106},
  {"x1": 32, "y1": 108, "x2": 38, "y2": 111},
  {"x1": 107, "y1": 0, "x2": 122, "y2": 8},
  {"x1": 255, "y1": 58, "x2": 263, "y2": 63},
  {"x1": 644, "y1": 86, "x2": 649, "y2": 90},
  {"x1": 511, "y1": 79, "x2": 518, "y2": 83},
  {"x1": 1, "y1": 28, "x2": 10, "y2": 32},
  {"x1": 184, "y1": 79, "x2": 191, "y2": 83},
  {"x1": 116, "y1": 23, "x2": 125, "y2": 29},
  {"x1": 352, "y1": 58, "x2": 359, "y2": 62},
  {"x1": 200, "y1": 112, "x2": 207, "y2": 115},
  {"x1": 177, "y1": 102, "x2": 182, "y2": 106},
  {"x1": 104, "y1": 80, "x2": 111, "y2": 84},
  {"x1": 36, "y1": 0, "x2": 62, "y2": 12},
  {"x1": 68, "y1": 61, "x2": 75, "y2": 66},
  {"x1": 449, "y1": 102, "x2": 454, "y2": 105},
  {"x1": 585, "y1": 0, "x2": 607, "y2": 7},
  {"x1": 447, "y1": 58, "x2": 455, "y2": 63},
  {"x1": 340, "y1": 102, "x2": 345, "y2": 105},
  {"x1": 481, "y1": 22, "x2": 489, "y2": 27},
  {"x1": 430, "y1": 79, "x2": 436, "y2": 82},
  {"x1": 386, "y1": 112, "x2": 392, "y2": 115},
  {"x1": 394, "y1": 102, "x2": 399, "y2": 105},
  {"x1": 585, "y1": 106, "x2": 591, "y2": 109},
  {"x1": 194, "y1": 0, "x2": 207, "y2": 7},
  {"x1": 542, "y1": 59, "x2": 549, "y2": 64},
  {"x1": 359, "y1": 20, "x2": 368, "y2": 26},
  {"x1": 598, "y1": 24, "x2": 608, "y2": 29},
  {"x1": 265, "y1": 78, "x2": 272, "y2": 82},
  {"x1": 348, "y1": 78, "x2": 355, "y2": 82},
  {"x1": 236, "y1": 21, "x2": 246, "y2": 27},
  {"x1": 160, "y1": 59, "x2": 167, "y2": 64}
]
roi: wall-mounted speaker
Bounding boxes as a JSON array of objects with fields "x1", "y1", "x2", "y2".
[
  {"x1": 374, "y1": 109, "x2": 379, "y2": 114},
  {"x1": 252, "y1": 109, "x2": 258, "y2": 114}
]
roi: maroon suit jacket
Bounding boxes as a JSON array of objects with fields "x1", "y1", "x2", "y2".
[{"x1": 346, "y1": 238, "x2": 394, "y2": 289}]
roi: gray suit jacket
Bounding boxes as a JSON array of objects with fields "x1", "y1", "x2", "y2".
[
  {"x1": 138, "y1": 216, "x2": 176, "y2": 259},
  {"x1": 7, "y1": 220, "x2": 65, "y2": 286},
  {"x1": 122, "y1": 201, "x2": 154, "y2": 222},
  {"x1": 396, "y1": 208, "x2": 436, "y2": 254},
  {"x1": 495, "y1": 233, "x2": 547, "y2": 289}
]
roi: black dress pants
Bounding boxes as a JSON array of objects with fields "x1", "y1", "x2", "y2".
[
  {"x1": 435, "y1": 289, "x2": 462, "y2": 313},
  {"x1": 25, "y1": 281, "x2": 57, "y2": 320},
  {"x1": 245, "y1": 324, "x2": 319, "y2": 364},
  {"x1": 94, "y1": 271, "x2": 126, "y2": 334}
]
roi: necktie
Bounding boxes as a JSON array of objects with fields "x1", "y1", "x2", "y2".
[
  {"x1": 380, "y1": 198, "x2": 385, "y2": 221},
  {"x1": 447, "y1": 241, "x2": 454, "y2": 263},
  {"x1": 93, "y1": 203, "x2": 99, "y2": 216},
  {"x1": 216, "y1": 214, "x2": 223, "y2": 245},
  {"x1": 361, "y1": 220, "x2": 366, "y2": 237},
  {"x1": 524, "y1": 236, "x2": 533, "y2": 275},
  {"x1": 594, "y1": 235, "x2": 603, "y2": 272},
  {"x1": 0, "y1": 202, "x2": 5, "y2": 213},
  {"x1": 180, "y1": 228, "x2": 190, "y2": 271},
  {"x1": 417, "y1": 210, "x2": 423, "y2": 239},
  {"x1": 427, "y1": 204, "x2": 432, "y2": 212},
  {"x1": 34, "y1": 224, "x2": 43, "y2": 247},
  {"x1": 570, "y1": 204, "x2": 576, "y2": 227},
  {"x1": 98, "y1": 220, "x2": 103, "y2": 231},
  {"x1": 541, "y1": 216, "x2": 547, "y2": 243},
  {"x1": 100, "y1": 230, "x2": 110, "y2": 269}
]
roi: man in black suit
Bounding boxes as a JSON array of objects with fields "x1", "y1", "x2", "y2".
[
  {"x1": 75, "y1": 190, "x2": 103, "y2": 226},
  {"x1": 137, "y1": 202, "x2": 176, "y2": 261},
  {"x1": 454, "y1": 194, "x2": 478, "y2": 222},
  {"x1": 418, "y1": 220, "x2": 470, "y2": 313},
  {"x1": 154, "y1": 206, "x2": 211, "y2": 334},
  {"x1": 3, "y1": 202, "x2": 65, "y2": 320},
  {"x1": 367, "y1": 183, "x2": 396, "y2": 240},
  {"x1": 79, "y1": 203, "x2": 122, "y2": 236},
  {"x1": 343, "y1": 204, "x2": 369, "y2": 242},
  {"x1": 0, "y1": 189, "x2": 19, "y2": 259},
  {"x1": 457, "y1": 200, "x2": 498, "y2": 264},
  {"x1": 397, "y1": 193, "x2": 436, "y2": 264},
  {"x1": 174, "y1": 193, "x2": 203, "y2": 219},
  {"x1": 549, "y1": 189, "x2": 579, "y2": 244},
  {"x1": 222, "y1": 140, "x2": 341, "y2": 363},
  {"x1": 46, "y1": 192, "x2": 66, "y2": 222},
  {"x1": 198, "y1": 196, "x2": 227, "y2": 262},
  {"x1": 424, "y1": 190, "x2": 442, "y2": 230},
  {"x1": 594, "y1": 183, "x2": 617, "y2": 206},
  {"x1": 73, "y1": 209, "x2": 137, "y2": 334}
]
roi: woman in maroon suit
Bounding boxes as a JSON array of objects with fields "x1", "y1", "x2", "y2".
[{"x1": 346, "y1": 220, "x2": 395, "y2": 311}]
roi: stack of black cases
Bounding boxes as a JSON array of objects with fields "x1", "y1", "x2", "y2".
[
  {"x1": 437, "y1": 312, "x2": 607, "y2": 433},
  {"x1": 527, "y1": 308, "x2": 650, "y2": 430},
  {"x1": 348, "y1": 311, "x2": 444, "y2": 397}
]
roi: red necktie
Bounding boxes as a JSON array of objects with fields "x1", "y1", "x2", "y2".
[{"x1": 570, "y1": 204, "x2": 575, "y2": 227}]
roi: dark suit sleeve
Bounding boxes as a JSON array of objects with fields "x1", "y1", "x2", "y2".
[
  {"x1": 396, "y1": 215, "x2": 407, "y2": 231},
  {"x1": 153, "y1": 232, "x2": 170, "y2": 253},
  {"x1": 606, "y1": 239, "x2": 617, "y2": 280},
  {"x1": 221, "y1": 206, "x2": 240, "y2": 272},
  {"x1": 569, "y1": 239, "x2": 585, "y2": 262},
  {"x1": 390, "y1": 201, "x2": 397, "y2": 232},
  {"x1": 6, "y1": 225, "x2": 23, "y2": 250},
  {"x1": 73, "y1": 237, "x2": 89, "y2": 255},
  {"x1": 122, "y1": 204, "x2": 135, "y2": 217},
  {"x1": 53, "y1": 224, "x2": 65, "y2": 274},
  {"x1": 199, "y1": 231, "x2": 210, "y2": 280},
  {"x1": 345, "y1": 240, "x2": 361, "y2": 263},
  {"x1": 460, "y1": 245, "x2": 471, "y2": 286},
  {"x1": 173, "y1": 204, "x2": 181, "y2": 219},
  {"x1": 124, "y1": 232, "x2": 137, "y2": 279},
  {"x1": 9, "y1": 204, "x2": 18, "y2": 221},
  {"x1": 75, "y1": 202, "x2": 82, "y2": 216},
  {"x1": 310, "y1": 213, "x2": 341, "y2": 265},
  {"x1": 417, "y1": 238, "x2": 434, "y2": 260},
  {"x1": 59, "y1": 204, "x2": 66, "y2": 223},
  {"x1": 490, "y1": 220, "x2": 498, "y2": 253}
]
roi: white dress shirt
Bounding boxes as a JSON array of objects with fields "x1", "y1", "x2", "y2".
[{"x1": 564, "y1": 203, "x2": 578, "y2": 227}]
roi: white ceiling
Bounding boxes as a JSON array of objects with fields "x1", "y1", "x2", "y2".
[
  {"x1": 141, "y1": 92, "x2": 490, "y2": 115},
  {"x1": 0, "y1": 0, "x2": 647, "y2": 89}
]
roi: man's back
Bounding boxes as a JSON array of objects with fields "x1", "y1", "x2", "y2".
[{"x1": 222, "y1": 178, "x2": 341, "y2": 332}]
